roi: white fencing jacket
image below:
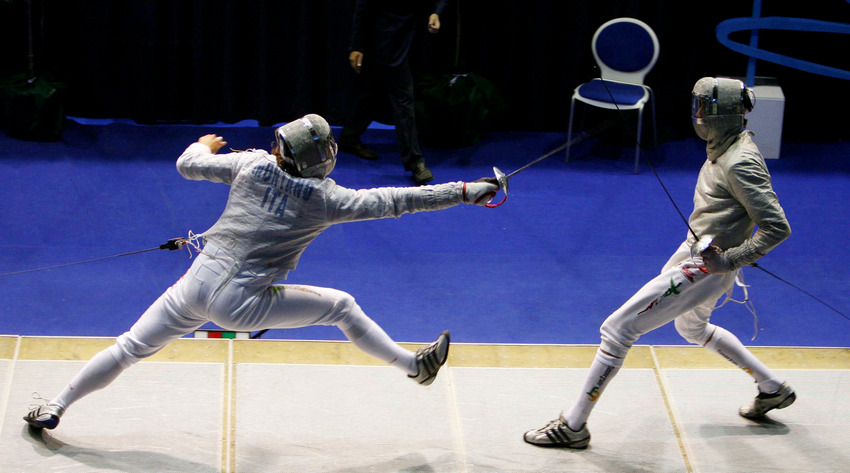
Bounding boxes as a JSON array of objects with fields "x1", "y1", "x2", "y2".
[
  {"x1": 177, "y1": 143, "x2": 464, "y2": 278},
  {"x1": 686, "y1": 130, "x2": 791, "y2": 269}
]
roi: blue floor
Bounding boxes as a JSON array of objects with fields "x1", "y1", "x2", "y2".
[{"x1": 1, "y1": 120, "x2": 848, "y2": 347}]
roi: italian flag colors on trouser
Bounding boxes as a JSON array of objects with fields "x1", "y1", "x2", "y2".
[{"x1": 194, "y1": 329, "x2": 251, "y2": 339}]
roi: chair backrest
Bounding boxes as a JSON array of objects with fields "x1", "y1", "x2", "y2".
[{"x1": 592, "y1": 18, "x2": 659, "y2": 85}]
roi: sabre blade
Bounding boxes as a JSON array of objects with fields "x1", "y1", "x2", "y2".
[
  {"x1": 505, "y1": 135, "x2": 580, "y2": 178},
  {"x1": 484, "y1": 119, "x2": 615, "y2": 208},
  {"x1": 504, "y1": 118, "x2": 616, "y2": 179}
]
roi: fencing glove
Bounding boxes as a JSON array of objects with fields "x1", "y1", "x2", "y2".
[
  {"x1": 463, "y1": 178, "x2": 499, "y2": 206},
  {"x1": 699, "y1": 246, "x2": 735, "y2": 273}
]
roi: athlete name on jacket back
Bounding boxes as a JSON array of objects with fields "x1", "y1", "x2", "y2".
[{"x1": 252, "y1": 161, "x2": 315, "y2": 217}]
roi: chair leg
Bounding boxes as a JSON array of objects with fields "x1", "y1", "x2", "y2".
[
  {"x1": 566, "y1": 96, "x2": 576, "y2": 163},
  {"x1": 650, "y1": 90, "x2": 658, "y2": 150},
  {"x1": 634, "y1": 106, "x2": 644, "y2": 174}
]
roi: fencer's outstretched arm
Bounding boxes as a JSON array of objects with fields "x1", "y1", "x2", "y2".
[
  {"x1": 323, "y1": 178, "x2": 498, "y2": 224},
  {"x1": 177, "y1": 134, "x2": 499, "y2": 223}
]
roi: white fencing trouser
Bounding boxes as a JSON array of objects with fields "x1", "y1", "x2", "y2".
[
  {"x1": 599, "y1": 242, "x2": 739, "y2": 358},
  {"x1": 51, "y1": 244, "x2": 415, "y2": 410},
  {"x1": 564, "y1": 242, "x2": 785, "y2": 430},
  {"x1": 564, "y1": 242, "x2": 744, "y2": 429},
  {"x1": 119, "y1": 244, "x2": 383, "y2": 362}
]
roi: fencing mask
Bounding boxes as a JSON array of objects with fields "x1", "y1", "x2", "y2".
[{"x1": 275, "y1": 114, "x2": 338, "y2": 178}]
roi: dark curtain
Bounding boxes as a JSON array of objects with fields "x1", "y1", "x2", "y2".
[
  {"x1": 1, "y1": 0, "x2": 847, "y2": 141},
  {"x1": 0, "y1": 0, "x2": 357, "y2": 126},
  {"x1": 453, "y1": 1, "x2": 849, "y2": 142}
]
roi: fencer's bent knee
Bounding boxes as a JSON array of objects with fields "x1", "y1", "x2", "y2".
[
  {"x1": 330, "y1": 291, "x2": 372, "y2": 338},
  {"x1": 333, "y1": 291, "x2": 356, "y2": 317},
  {"x1": 599, "y1": 320, "x2": 632, "y2": 359},
  {"x1": 326, "y1": 291, "x2": 357, "y2": 324},
  {"x1": 113, "y1": 333, "x2": 163, "y2": 368},
  {"x1": 675, "y1": 317, "x2": 714, "y2": 345}
]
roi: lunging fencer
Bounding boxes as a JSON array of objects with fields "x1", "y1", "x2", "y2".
[
  {"x1": 25, "y1": 114, "x2": 499, "y2": 430},
  {"x1": 524, "y1": 77, "x2": 795, "y2": 449}
]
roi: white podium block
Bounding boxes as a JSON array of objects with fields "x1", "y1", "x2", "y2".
[{"x1": 746, "y1": 84, "x2": 785, "y2": 159}]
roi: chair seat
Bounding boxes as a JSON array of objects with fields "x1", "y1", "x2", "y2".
[
  {"x1": 576, "y1": 79, "x2": 647, "y2": 107},
  {"x1": 567, "y1": 17, "x2": 659, "y2": 173}
]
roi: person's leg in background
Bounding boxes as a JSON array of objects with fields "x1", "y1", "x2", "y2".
[
  {"x1": 385, "y1": 59, "x2": 432, "y2": 185},
  {"x1": 339, "y1": 65, "x2": 381, "y2": 161}
]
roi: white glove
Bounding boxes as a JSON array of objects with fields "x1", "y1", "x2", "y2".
[
  {"x1": 699, "y1": 246, "x2": 735, "y2": 273},
  {"x1": 463, "y1": 178, "x2": 499, "y2": 206}
]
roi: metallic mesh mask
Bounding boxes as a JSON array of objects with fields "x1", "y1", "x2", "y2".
[
  {"x1": 691, "y1": 77, "x2": 754, "y2": 141},
  {"x1": 275, "y1": 114, "x2": 338, "y2": 178}
]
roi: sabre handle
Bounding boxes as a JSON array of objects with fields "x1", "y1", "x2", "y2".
[
  {"x1": 463, "y1": 179, "x2": 499, "y2": 207},
  {"x1": 480, "y1": 166, "x2": 510, "y2": 208}
]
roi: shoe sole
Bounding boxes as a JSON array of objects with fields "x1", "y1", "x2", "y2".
[
  {"x1": 523, "y1": 436, "x2": 589, "y2": 449},
  {"x1": 775, "y1": 392, "x2": 796, "y2": 410},
  {"x1": 740, "y1": 391, "x2": 796, "y2": 419},
  {"x1": 24, "y1": 417, "x2": 59, "y2": 430},
  {"x1": 421, "y1": 332, "x2": 450, "y2": 385}
]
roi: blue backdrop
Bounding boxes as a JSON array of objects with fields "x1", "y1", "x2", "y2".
[{"x1": 1, "y1": 121, "x2": 848, "y2": 347}]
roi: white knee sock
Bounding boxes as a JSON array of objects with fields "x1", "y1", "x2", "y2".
[
  {"x1": 704, "y1": 326, "x2": 782, "y2": 393},
  {"x1": 563, "y1": 348, "x2": 624, "y2": 430},
  {"x1": 339, "y1": 310, "x2": 417, "y2": 375},
  {"x1": 50, "y1": 344, "x2": 128, "y2": 410}
]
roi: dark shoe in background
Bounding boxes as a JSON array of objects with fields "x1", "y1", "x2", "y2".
[
  {"x1": 407, "y1": 160, "x2": 434, "y2": 185},
  {"x1": 338, "y1": 140, "x2": 379, "y2": 160}
]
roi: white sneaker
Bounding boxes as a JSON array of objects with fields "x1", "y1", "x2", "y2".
[
  {"x1": 739, "y1": 382, "x2": 796, "y2": 419},
  {"x1": 408, "y1": 331, "x2": 450, "y2": 386},
  {"x1": 24, "y1": 404, "x2": 64, "y2": 430},
  {"x1": 524, "y1": 415, "x2": 591, "y2": 449}
]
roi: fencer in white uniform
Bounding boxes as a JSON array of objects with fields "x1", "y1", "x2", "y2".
[
  {"x1": 25, "y1": 114, "x2": 499, "y2": 430},
  {"x1": 524, "y1": 77, "x2": 795, "y2": 449}
]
